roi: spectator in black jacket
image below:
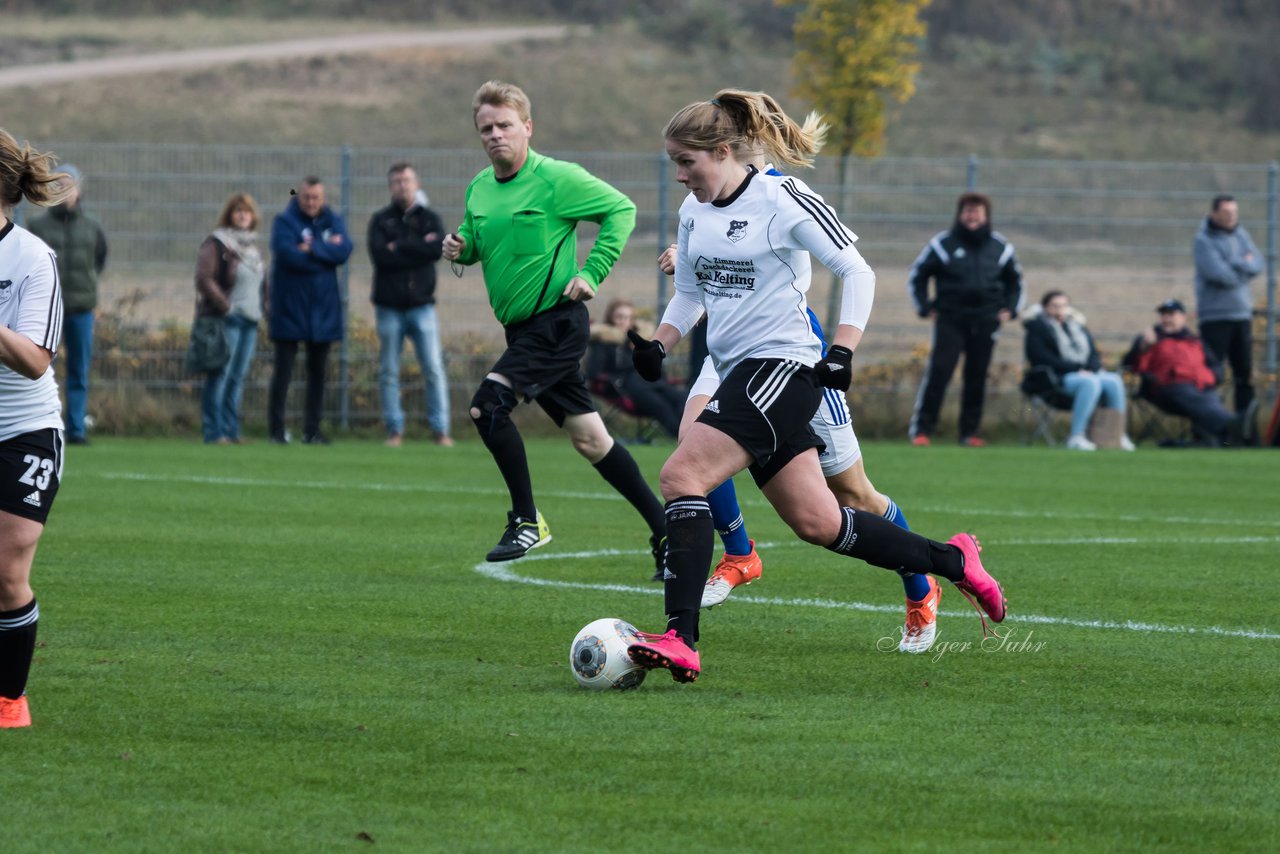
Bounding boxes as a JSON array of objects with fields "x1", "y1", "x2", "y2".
[
  {"x1": 907, "y1": 192, "x2": 1024, "y2": 447},
  {"x1": 367, "y1": 163, "x2": 452, "y2": 447}
]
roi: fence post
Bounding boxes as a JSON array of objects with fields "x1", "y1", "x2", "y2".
[
  {"x1": 967, "y1": 153, "x2": 979, "y2": 189},
  {"x1": 1265, "y1": 161, "x2": 1278, "y2": 392},
  {"x1": 655, "y1": 154, "x2": 669, "y2": 316},
  {"x1": 339, "y1": 144, "x2": 353, "y2": 431}
]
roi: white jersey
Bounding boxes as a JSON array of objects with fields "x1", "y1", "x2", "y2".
[
  {"x1": 671, "y1": 169, "x2": 870, "y2": 376},
  {"x1": 0, "y1": 221, "x2": 63, "y2": 443}
]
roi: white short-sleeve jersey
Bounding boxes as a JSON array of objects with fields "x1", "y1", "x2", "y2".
[
  {"x1": 0, "y1": 221, "x2": 64, "y2": 442},
  {"x1": 671, "y1": 169, "x2": 871, "y2": 376}
]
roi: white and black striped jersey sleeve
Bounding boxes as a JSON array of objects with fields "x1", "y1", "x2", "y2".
[
  {"x1": 17, "y1": 249, "x2": 62, "y2": 354},
  {"x1": 778, "y1": 177, "x2": 875, "y2": 330}
]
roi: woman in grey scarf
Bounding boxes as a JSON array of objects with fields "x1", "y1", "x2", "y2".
[
  {"x1": 193, "y1": 192, "x2": 266, "y2": 443},
  {"x1": 1023, "y1": 290, "x2": 1134, "y2": 451}
]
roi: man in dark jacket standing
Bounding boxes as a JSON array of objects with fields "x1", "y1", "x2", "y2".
[
  {"x1": 367, "y1": 163, "x2": 452, "y2": 447},
  {"x1": 267, "y1": 176, "x2": 353, "y2": 445},
  {"x1": 26, "y1": 164, "x2": 107, "y2": 445},
  {"x1": 908, "y1": 191, "x2": 1024, "y2": 446},
  {"x1": 1193, "y1": 194, "x2": 1263, "y2": 415}
]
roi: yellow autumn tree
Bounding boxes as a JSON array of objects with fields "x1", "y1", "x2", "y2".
[{"x1": 778, "y1": 0, "x2": 930, "y2": 328}]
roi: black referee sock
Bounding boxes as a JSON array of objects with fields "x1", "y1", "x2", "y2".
[
  {"x1": 592, "y1": 443, "x2": 666, "y2": 537},
  {"x1": 663, "y1": 496, "x2": 715, "y2": 646},
  {"x1": 0, "y1": 599, "x2": 38, "y2": 700},
  {"x1": 827, "y1": 507, "x2": 964, "y2": 581},
  {"x1": 473, "y1": 412, "x2": 537, "y2": 520}
]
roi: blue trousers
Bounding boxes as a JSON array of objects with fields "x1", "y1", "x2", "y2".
[
  {"x1": 376, "y1": 304, "x2": 450, "y2": 437},
  {"x1": 201, "y1": 315, "x2": 259, "y2": 442},
  {"x1": 63, "y1": 310, "x2": 94, "y2": 439}
]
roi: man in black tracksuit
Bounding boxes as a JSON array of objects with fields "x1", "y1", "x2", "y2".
[{"x1": 908, "y1": 192, "x2": 1024, "y2": 446}]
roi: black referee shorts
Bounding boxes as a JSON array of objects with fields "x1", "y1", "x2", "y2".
[{"x1": 490, "y1": 301, "x2": 596, "y2": 427}]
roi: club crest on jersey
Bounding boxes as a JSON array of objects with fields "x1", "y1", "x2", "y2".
[
  {"x1": 0, "y1": 280, "x2": 11, "y2": 304},
  {"x1": 684, "y1": 217, "x2": 695, "y2": 232},
  {"x1": 726, "y1": 220, "x2": 748, "y2": 243}
]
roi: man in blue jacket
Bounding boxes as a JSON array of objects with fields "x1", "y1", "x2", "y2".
[
  {"x1": 267, "y1": 177, "x2": 354, "y2": 445},
  {"x1": 1193, "y1": 194, "x2": 1263, "y2": 418}
]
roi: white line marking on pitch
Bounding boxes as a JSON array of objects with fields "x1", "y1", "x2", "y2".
[
  {"x1": 99, "y1": 472, "x2": 1280, "y2": 532},
  {"x1": 475, "y1": 546, "x2": 1279, "y2": 641}
]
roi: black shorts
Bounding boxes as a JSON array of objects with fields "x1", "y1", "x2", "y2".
[
  {"x1": 0, "y1": 429, "x2": 64, "y2": 525},
  {"x1": 491, "y1": 301, "x2": 596, "y2": 427},
  {"x1": 697, "y1": 358, "x2": 824, "y2": 487}
]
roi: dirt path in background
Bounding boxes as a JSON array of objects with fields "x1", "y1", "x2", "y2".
[{"x1": 0, "y1": 24, "x2": 569, "y2": 89}]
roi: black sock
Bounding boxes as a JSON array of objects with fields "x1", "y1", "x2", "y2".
[
  {"x1": 827, "y1": 508, "x2": 964, "y2": 581},
  {"x1": 663, "y1": 496, "x2": 714, "y2": 646},
  {"x1": 593, "y1": 443, "x2": 666, "y2": 537},
  {"x1": 0, "y1": 599, "x2": 38, "y2": 699},
  {"x1": 475, "y1": 413, "x2": 536, "y2": 520}
]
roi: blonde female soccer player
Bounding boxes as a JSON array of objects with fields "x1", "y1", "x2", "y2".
[{"x1": 624, "y1": 91, "x2": 1006, "y2": 683}]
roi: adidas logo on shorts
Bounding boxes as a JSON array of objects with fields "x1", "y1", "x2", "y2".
[
  {"x1": 23, "y1": 491, "x2": 41, "y2": 508},
  {"x1": 704, "y1": 399, "x2": 721, "y2": 414}
]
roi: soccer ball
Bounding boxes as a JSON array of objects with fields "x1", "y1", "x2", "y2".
[{"x1": 569, "y1": 618, "x2": 647, "y2": 691}]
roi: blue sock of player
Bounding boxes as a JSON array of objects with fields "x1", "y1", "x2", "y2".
[
  {"x1": 885, "y1": 497, "x2": 932, "y2": 601},
  {"x1": 706, "y1": 479, "x2": 751, "y2": 556}
]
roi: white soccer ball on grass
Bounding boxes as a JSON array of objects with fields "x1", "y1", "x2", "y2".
[{"x1": 569, "y1": 618, "x2": 647, "y2": 691}]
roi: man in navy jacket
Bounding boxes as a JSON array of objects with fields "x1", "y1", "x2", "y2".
[{"x1": 267, "y1": 176, "x2": 353, "y2": 444}]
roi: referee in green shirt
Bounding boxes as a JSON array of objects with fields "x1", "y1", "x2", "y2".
[{"x1": 443, "y1": 80, "x2": 666, "y2": 571}]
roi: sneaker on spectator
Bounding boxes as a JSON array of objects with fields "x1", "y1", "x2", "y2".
[
  {"x1": 1066, "y1": 434, "x2": 1097, "y2": 451},
  {"x1": 911, "y1": 434, "x2": 931, "y2": 447}
]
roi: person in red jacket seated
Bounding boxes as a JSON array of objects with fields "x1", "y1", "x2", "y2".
[{"x1": 1123, "y1": 299, "x2": 1258, "y2": 446}]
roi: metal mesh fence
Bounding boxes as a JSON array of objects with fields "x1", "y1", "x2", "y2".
[{"x1": 16, "y1": 143, "x2": 1277, "y2": 436}]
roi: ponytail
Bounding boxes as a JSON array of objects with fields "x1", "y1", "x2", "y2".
[{"x1": 0, "y1": 128, "x2": 73, "y2": 211}]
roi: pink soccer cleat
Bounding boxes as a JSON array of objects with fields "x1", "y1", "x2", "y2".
[
  {"x1": 948, "y1": 533, "x2": 1007, "y2": 634},
  {"x1": 627, "y1": 629, "x2": 701, "y2": 683}
]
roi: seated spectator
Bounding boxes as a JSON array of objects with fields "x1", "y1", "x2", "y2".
[
  {"x1": 1123, "y1": 299, "x2": 1258, "y2": 446},
  {"x1": 1023, "y1": 290, "x2": 1134, "y2": 451},
  {"x1": 586, "y1": 299, "x2": 683, "y2": 438}
]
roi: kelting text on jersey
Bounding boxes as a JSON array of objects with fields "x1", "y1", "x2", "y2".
[{"x1": 694, "y1": 256, "x2": 757, "y2": 297}]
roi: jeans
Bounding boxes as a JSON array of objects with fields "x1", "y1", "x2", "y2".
[
  {"x1": 63, "y1": 310, "x2": 94, "y2": 439},
  {"x1": 376, "y1": 304, "x2": 450, "y2": 436},
  {"x1": 1061, "y1": 370, "x2": 1126, "y2": 437},
  {"x1": 201, "y1": 315, "x2": 258, "y2": 442}
]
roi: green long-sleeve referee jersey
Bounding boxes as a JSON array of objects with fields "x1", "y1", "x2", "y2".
[{"x1": 455, "y1": 149, "x2": 636, "y2": 326}]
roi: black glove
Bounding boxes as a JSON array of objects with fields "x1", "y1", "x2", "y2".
[
  {"x1": 628, "y1": 329, "x2": 666, "y2": 382},
  {"x1": 815, "y1": 345, "x2": 854, "y2": 391}
]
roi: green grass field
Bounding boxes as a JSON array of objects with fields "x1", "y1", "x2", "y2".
[{"x1": 5, "y1": 437, "x2": 1278, "y2": 852}]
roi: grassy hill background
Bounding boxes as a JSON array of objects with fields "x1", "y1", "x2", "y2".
[{"x1": 1, "y1": 1, "x2": 1278, "y2": 161}]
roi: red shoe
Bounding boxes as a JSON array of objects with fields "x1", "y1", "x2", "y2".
[
  {"x1": 628, "y1": 629, "x2": 700, "y2": 683},
  {"x1": 960, "y1": 436, "x2": 986, "y2": 447},
  {"x1": 0, "y1": 695, "x2": 31, "y2": 728},
  {"x1": 899, "y1": 575, "x2": 941, "y2": 653},
  {"x1": 911, "y1": 434, "x2": 931, "y2": 447},
  {"x1": 948, "y1": 533, "x2": 1006, "y2": 634},
  {"x1": 701, "y1": 540, "x2": 763, "y2": 608}
]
